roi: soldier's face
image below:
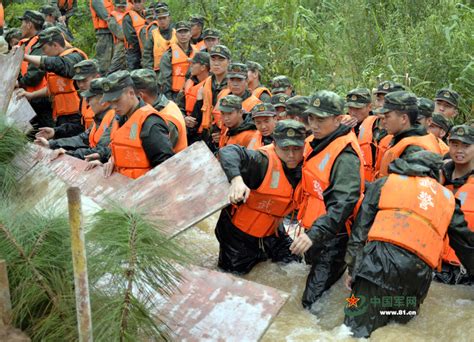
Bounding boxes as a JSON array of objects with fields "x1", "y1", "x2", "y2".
[
  {"x1": 348, "y1": 104, "x2": 371, "y2": 123},
  {"x1": 222, "y1": 110, "x2": 243, "y2": 129},
  {"x1": 20, "y1": 20, "x2": 33, "y2": 38},
  {"x1": 76, "y1": 75, "x2": 98, "y2": 92},
  {"x1": 435, "y1": 100, "x2": 457, "y2": 118},
  {"x1": 191, "y1": 24, "x2": 202, "y2": 38},
  {"x1": 229, "y1": 77, "x2": 247, "y2": 97},
  {"x1": 157, "y1": 15, "x2": 170, "y2": 30},
  {"x1": 308, "y1": 115, "x2": 342, "y2": 139},
  {"x1": 132, "y1": 0, "x2": 145, "y2": 11},
  {"x1": 247, "y1": 70, "x2": 258, "y2": 83},
  {"x1": 449, "y1": 140, "x2": 474, "y2": 165},
  {"x1": 176, "y1": 29, "x2": 191, "y2": 44},
  {"x1": 87, "y1": 95, "x2": 108, "y2": 114},
  {"x1": 210, "y1": 55, "x2": 228, "y2": 76},
  {"x1": 109, "y1": 89, "x2": 135, "y2": 116},
  {"x1": 190, "y1": 62, "x2": 206, "y2": 76},
  {"x1": 428, "y1": 123, "x2": 446, "y2": 139},
  {"x1": 204, "y1": 37, "x2": 219, "y2": 50},
  {"x1": 274, "y1": 144, "x2": 304, "y2": 169},
  {"x1": 418, "y1": 116, "x2": 432, "y2": 129},
  {"x1": 375, "y1": 94, "x2": 385, "y2": 109},
  {"x1": 283, "y1": 87, "x2": 293, "y2": 96},
  {"x1": 254, "y1": 116, "x2": 277, "y2": 137},
  {"x1": 42, "y1": 42, "x2": 60, "y2": 57},
  {"x1": 383, "y1": 111, "x2": 408, "y2": 136}
]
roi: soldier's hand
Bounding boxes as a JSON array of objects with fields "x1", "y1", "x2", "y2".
[
  {"x1": 85, "y1": 160, "x2": 102, "y2": 171},
  {"x1": 290, "y1": 232, "x2": 313, "y2": 255},
  {"x1": 342, "y1": 115, "x2": 358, "y2": 128},
  {"x1": 50, "y1": 148, "x2": 66, "y2": 161},
  {"x1": 229, "y1": 176, "x2": 250, "y2": 204},
  {"x1": 34, "y1": 137, "x2": 50, "y2": 148},
  {"x1": 84, "y1": 153, "x2": 100, "y2": 161},
  {"x1": 36, "y1": 127, "x2": 55, "y2": 140},
  {"x1": 211, "y1": 132, "x2": 220, "y2": 144},
  {"x1": 184, "y1": 116, "x2": 197, "y2": 128},
  {"x1": 344, "y1": 274, "x2": 353, "y2": 291},
  {"x1": 103, "y1": 158, "x2": 115, "y2": 178},
  {"x1": 16, "y1": 88, "x2": 27, "y2": 99}
]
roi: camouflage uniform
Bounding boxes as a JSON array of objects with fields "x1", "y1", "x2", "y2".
[
  {"x1": 246, "y1": 61, "x2": 271, "y2": 103},
  {"x1": 107, "y1": 0, "x2": 127, "y2": 74},
  {"x1": 39, "y1": 5, "x2": 74, "y2": 42},
  {"x1": 91, "y1": 0, "x2": 114, "y2": 75},
  {"x1": 271, "y1": 75, "x2": 294, "y2": 96}
]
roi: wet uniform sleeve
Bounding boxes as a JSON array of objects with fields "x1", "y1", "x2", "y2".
[
  {"x1": 18, "y1": 44, "x2": 46, "y2": 88},
  {"x1": 140, "y1": 114, "x2": 175, "y2": 167},
  {"x1": 447, "y1": 202, "x2": 474, "y2": 275},
  {"x1": 158, "y1": 50, "x2": 172, "y2": 98},
  {"x1": 49, "y1": 130, "x2": 90, "y2": 150},
  {"x1": 400, "y1": 144, "x2": 424, "y2": 160},
  {"x1": 91, "y1": 0, "x2": 110, "y2": 20},
  {"x1": 344, "y1": 178, "x2": 386, "y2": 275},
  {"x1": 107, "y1": 15, "x2": 124, "y2": 40},
  {"x1": 141, "y1": 30, "x2": 155, "y2": 69},
  {"x1": 122, "y1": 14, "x2": 141, "y2": 70},
  {"x1": 218, "y1": 144, "x2": 269, "y2": 189},
  {"x1": 41, "y1": 51, "x2": 85, "y2": 78},
  {"x1": 306, "y1": 147, "x2": 362, "y2": 244}
]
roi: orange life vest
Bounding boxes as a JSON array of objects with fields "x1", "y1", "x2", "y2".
[
  {"x1": 368, "y1": 174, "x2": 455, "y2": 269},
  {"x1": 47, "y1": 48, "x2": 88, "y2": 119},
  {"x1": 231, "y1": 144, "x2": 301, "y2": 237},
  {"x1": 213, "y1": 89, "x2": 262, "y2": 130},
  {"x1": 0, "y1": 3, "x2": 4, "y2": 29},
  {"x1": 441, "y1": 176, "x2": 474, "y2": 266},
  {"x1": 374, "y1": 134, "x2": 392, "y2": 176},
  {"x1": 110, "y1": 10, "x2": 126, "y2": 43},
  {"x1": 18, "y1": 36, "x2": 48, "y2": 92},
  {"x1": 170, "y1": 43, "x2": 198, "y2": 93},
  {"x1": 158, "y1": 100, "x2": 188, "y2": 153},
  {"x1": 297, "y1": 131, "x2": 365, "y2": 231},
  {"x1": 378, "y1": 134, "x2": 442, "y2": 178},
  {"x1": 124, "y1": 10, "x2": 146, "y2": 51},
  {"x1": 90, "y1": 0, "x2": 113, "y2": 30},
  {"x1": 252, "y1": 86, "x2": 272, "y2": 100},
  {"x1": 357, "y1": 116, "x2": 378, "y2": 182},
  {"x1": 152, "y1": 27, "x2": 177, "y2": 70},
  {"x1": 219, "y1": 127, "x2": 258, "y2": 149},
  {"x1": 194, "y1": 40, "x2": 206, "y2": 51},
  {"x1": 88, "y1": 108, "x2": 116, "y2": 148},
  {"x1": 80, "y1": 98, "x2": 95, "y2": 130},
  {"x1": 58, "y1": 0, "x2": 74, "y2": 11},
  {"x1": 250, "y1": 131, "x2": 265, "y2": 150},
  {"x1": 438, "y1": 137, "x2": 449, "y2": 155},
  {"x1": 110, "y1": 104, "x2": 165, "y2": 179},
  {"x1": 184, "y1": 78, "x2": 206, "y2": 115}
]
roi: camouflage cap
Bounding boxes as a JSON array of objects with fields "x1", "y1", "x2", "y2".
[
  {"x1": 417, "y1": 97, "x2": 434, "y2": 118},
  {"x1": 17, "y1": 10, "x2": 45, "y2": 26},
  {"x1": 273, "y1": 120, "x2": 306, "y2": 147},
  {"x1": 285, "y1": 95, "x2": 310, "y2": 116},
  {"x1": 39, "y1": 5, "x2": 61, "y2": 17},
  {"x1": 175, "y1": 21, "x2": 191, "y2": 32},
  {"x1": 431, "y1": 113, "x2": 452, "y2": 133},
  {"x1": 72, "y1": 59, "x2": 99, "y2": 81},
  {"x1": 114, "y1": 0, "x2": 128, "y2": 6},
  {"x1": 227, "y1": 63, "x2": 248, "y2": 79},
  {"x1": 101, "y1": 70, "x2": 134, "y2": 103},
  {"x1": 209, "y1": 45, "x2": 231, "y2": 59},
  {"x1": 346, "y1": 88, "x2": 371, "y2": 108},
  {"x1": 37, "y1": 26, "x2": 63, "y2": 46},
  {"x1": 189, "y1": 16, "x2": 205, "y2": 26},
  {"x1": 305, "y1": 90, "x2": 345, "y2": 117},
  {"x1": 144, "y1": 7, "x2": 156, "y2": 20},
  {"x1": 374, "y1": 80, "x2": 405, "y2": 95},
  {"x1": 271, "y1": 93, "x2": 289, "y2": 108},
  {"x1": 251, "y1": 103, "x2": 276, "y2": 118},
  {"x1": 81, "y1": 77, "x2": 105, "y2": 99},
  {"x1": 5, "y1": 29, "x2": 22, "y2": 44},
  {"x1": 246, "y1": 61, "x2": 263, "y2": 72},
  {"x1": 271, "y1": 75, "x2": 292, "y2": 94},
  {"x1": 374, "y1": 90, "x2": 418, "y2": 114},
  {"x1": 435, "y1": 88, "x2": 460, "y2": 108},
  {"x1": 130, "y1": 69, "x2": 157, "y2": 90},
  {"x1": 449, "y1": 125, "x2": 474, "y2": 145},
  {"x1": 155, "y1": 5, "x2": 170, "y2": 17},
  {"x1": 218, "y1": 95, "x2": 242, "y2": 112},
  {"x1": 202, "y1": 28, "x2": 221, "y2": 39},
  {"x1": 190, "y1": 51, "x2": 210, "y2": 66}
]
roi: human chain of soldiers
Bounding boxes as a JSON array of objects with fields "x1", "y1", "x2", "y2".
[{"x1": 2, "y1": 0, "x2": 474, "y2": 338}]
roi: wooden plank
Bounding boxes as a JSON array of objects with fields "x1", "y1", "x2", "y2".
[
  {"x1": 6, "y1": 90, "x2": 36, "y2": 133},
  {"x1": 0, "y1": 48, "x2": 24, "y2": 114},
  {"x1": 114, "y1": 141, "x2": 230, "y2": 237},
  {"x1": 156, "y1": 266, "x2": 289, "y2": 342}
]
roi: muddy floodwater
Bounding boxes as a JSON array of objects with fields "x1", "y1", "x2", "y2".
[{"x1": 175, "y1": 213, "x2": 474, "y2": 342}]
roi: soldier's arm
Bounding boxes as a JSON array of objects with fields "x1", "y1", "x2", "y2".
[
  {"x1": 158, "y1": 50, "x2": 173, "y2": 98},
  {"x1": 447, "y1": 202, "x2": 474, "y2": 275},
  {"x1": 107, "y1": 16, "x2": 124, "y2": 40},
  {"x1": 168, "y1": 121, "x2": 179, "y2": 148},
  {"x1": 141, "y1": 31, "x2": 154, "y2": 69},
  {"x1": 306, "y1": 148, "x2": 362, "y2": 243},
  {"x1": 399, "y1": 144, "x2": 424, "y2": 160},
  {"x1": 91, "y1": 0, "x2": 110, "y2": 20},
  {"x1": 122, "y1": 15, "x2": 141, "y2": 70},
  {"x1": 49, "y1": 130, "x2": 90, "y2": 150},
  {"x1": 18, "y1": 45, "x2": 46, "y2": 88},
  {"x1": 140, "y1": 114, "x2": 175, "y2": 167},
  {"x1": 218, "y1": 144, "x2": 269, "y2": 190},
  {"x1": 41, "y1": 52, "x2": 85, "y2": 78}
]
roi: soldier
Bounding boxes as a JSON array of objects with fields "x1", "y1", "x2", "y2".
[
  {"x1": 17, "y1": 27, "x2": 87, "y2": 137},
  {"x1": 39, "y1": 5, "x2": 74, "y2": 42},
  {"x1": 130, "y1": 69, "x2": 187, "y2": 153},
  {"x1": 201, "y1": 28, "x2": 220, "y2": 52},
  {"x1": 373, "y1": 80, "x2": 405, "y2": 109},
  {"x1": 218, "y1": 95, "x2": 258, "y2": 149},
  {"x1": 141, "y1": 4, "x2": 177, "y2": 71},
  {"x1": 375, "y1": 91, "x2": 441, "y2": 178},
  {"x1": 222, "y1": 63, "x2": 262, "y2": 109},
  {"x1": 16, "y1": 10, "x2": 53, "y2": 128},
  {"x1": 215, "y1": 120, "x2": 305, "y2": 274},
  {"x1": 6, "y1": 29, "x2": 22, "y2": 50},
  {"x1": 436, "y1": 125, "x2": 474, "y2": 285},
  {"x1": 108, "y1": 0, "x2": 128, "y2": 74},
  {"x1": 271, "y1": 75, "x2": 294, "y2": 97},
  {"x1": 271, "y1": 93, "x2": 289, "y2": 120},
  {"x1": 251, "y1": 103, "x2": 277, "y2": 148},
  {"x1": 246, "y1": 61, "x2": 271, "y2": 102},
  {"x1": 51, "y1": 0, "x2": 77, "y2": 26},
  {"x1": 122, "y1": 0, "x2": 146, "y2": 70},
  {"x1": 290, "y1": 90, "x2": 364, "y2": 309},
  {"x1": 428, "y1": 113, "x2": 451, "y2": 155},
  {"x1": 344, "y1": 151, "x2": 474, "y2": 337},
  {"x1": 101, "y1": 70, "x2": 175, "y2": 179},
  {"x1": 416, "y1": 97, "x2": 434, "y2": 129},
  {"x1": 189, "y1": 16, "x2": 205, "y2": 50},
  {"x1": 158, "y1": 21, "x2": 197, "y2": 101},
  {"x1": 286, "y1": 96, "x2": 311, "y2": 136},
  {"x1": 90, "y1": 0, "x2": 114, "y2": 75},
  {"x1": 434, "y1": 88, "x2": 460, "y2": 119}
]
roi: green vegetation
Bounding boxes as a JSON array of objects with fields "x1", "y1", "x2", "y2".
[{"x1": 4, "y1": 0, "x2": 473, "y2": 119}]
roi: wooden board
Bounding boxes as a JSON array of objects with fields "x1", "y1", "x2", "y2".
[
  {"x1": 6, "y1": 90, "x2": 36, "y2": 132},
  {"x1": 0, "y1": 48, "x2": 24, "y2": 114},
  {"x1": 156, "y1": 266, "x2": 289, "y2": 342}
]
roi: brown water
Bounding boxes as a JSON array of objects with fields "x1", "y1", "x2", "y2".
[{"x1": 176, "y1": 213, "x2": 474, "y2": 342}]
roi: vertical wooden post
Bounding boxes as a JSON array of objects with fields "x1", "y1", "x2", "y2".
[
  {"x1": 67, "y1": 187, "x2": 93, "y2": 342},
  {"x1": 0, "y1": 260, "x2": 12, "y2": 333}
]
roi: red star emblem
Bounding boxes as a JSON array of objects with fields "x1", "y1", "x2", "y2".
[{"x1": 345, "y1": 294, "x2": 360, "y2": 308}]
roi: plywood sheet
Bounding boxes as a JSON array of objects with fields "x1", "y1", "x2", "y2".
[
  {"x1": 6, "y1": 90, "x2": 36, "y2": 132},
  {"x1": 0, "y1": 48, "x2": 24, "y2": 114}
]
